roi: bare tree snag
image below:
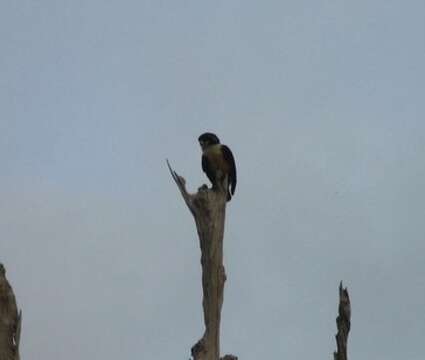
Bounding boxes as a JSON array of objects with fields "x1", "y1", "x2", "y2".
[
  {"x1": 334, "y1": 281, "x2": 351, "y2": 360},
  {"x1": 167, "y1": 160, "x2": 237, "y2": 360},
  {"x1": 0, "y1": 264, "x2": 22, "y2": 360}
]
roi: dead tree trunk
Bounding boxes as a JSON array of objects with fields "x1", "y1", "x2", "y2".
[
  {"x1": 334, "y1": 281, "x2": 351, "y2": 360},
  {"x1": 0, "y1": 264, "x2": 22, "y2": 360},
  {"x1": 167, "y1": 160, "x2": 237, "y2": 360}
]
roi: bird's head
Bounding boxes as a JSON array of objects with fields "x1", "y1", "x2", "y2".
[{"x1": 198, "y1": 132, "x2": 220, "y2": 150}]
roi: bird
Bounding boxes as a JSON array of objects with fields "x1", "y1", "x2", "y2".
[{"x1": 198, "y1": 132, "x2": 237, "y2": 201}]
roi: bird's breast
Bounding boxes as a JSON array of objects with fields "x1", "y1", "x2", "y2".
[{"x1": 204, "y1": 145, "x2": 230, "y2": 172}]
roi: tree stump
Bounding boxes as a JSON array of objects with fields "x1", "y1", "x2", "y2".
[{"x1": 167, "y1": 160, "x2": 237, "y2": 360}]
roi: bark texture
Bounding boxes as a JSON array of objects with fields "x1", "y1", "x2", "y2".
[
  {"x1": 334, "y1": 281, "x2": 351, "y2": 360},
  {"x1": 0, "y1": 264, "x2": 21, "y2": 360},
  {"x1": 167, "y1": 160, "x2": 237, "y2": 360}
]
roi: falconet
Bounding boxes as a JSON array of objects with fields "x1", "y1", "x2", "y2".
[{"x1": 198, "y1": 132, "x2": 237, "y2": 201}]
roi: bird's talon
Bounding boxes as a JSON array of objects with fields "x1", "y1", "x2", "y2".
[{"x1": 199, "y1": 184, "x2": 209, "y2": 192}]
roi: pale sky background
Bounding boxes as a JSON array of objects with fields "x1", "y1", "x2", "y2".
[{"x1": 1, "y1": 1, "x2": 425, "y2": 359}]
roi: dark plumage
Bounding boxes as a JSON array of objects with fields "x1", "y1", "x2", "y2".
[{"x1": 198, "y1": 132, "x2": 237, "y2": 201}]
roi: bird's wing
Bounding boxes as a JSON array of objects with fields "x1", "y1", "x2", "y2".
[{"x1": 222, "y1": 145, "x2": 237, "y2": 195}]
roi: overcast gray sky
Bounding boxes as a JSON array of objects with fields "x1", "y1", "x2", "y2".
[{"x1": 1, "y1": 1, "x2": 425, "y2": 359}]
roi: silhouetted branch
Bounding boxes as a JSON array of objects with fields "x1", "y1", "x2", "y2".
[
  {"x1": 0, "y1": 264, "x2": 21, "y2": 360},
  {"x1": 334, "y1": 281, "x2": 351, "y2": 360}
]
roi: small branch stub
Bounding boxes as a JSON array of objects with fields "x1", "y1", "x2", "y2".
[
  {"x1": 334, "y1": 281, "x2": 351, "y2": 360},
  {"x1": 167, "y1": 160, "x2": 237, "y2": 360}
]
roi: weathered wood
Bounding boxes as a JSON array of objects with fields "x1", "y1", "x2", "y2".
[
  {"x1": 0, "y1": 264, "x2": 21, "y2": 360},
  {"x1": 167, "y1": 160, "x2": 237, "y2": 360},
  {"x1": 334, "y1": 281, "x2": 351, "y2": 360}
]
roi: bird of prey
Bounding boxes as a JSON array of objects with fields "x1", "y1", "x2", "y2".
[{"x1": 198, "y1": 132, "x2": 237, "y2": 201}]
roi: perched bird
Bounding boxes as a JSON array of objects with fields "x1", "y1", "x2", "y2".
[{"x1": 198, "y1": 132, "x2": 237, "y2": 201}]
